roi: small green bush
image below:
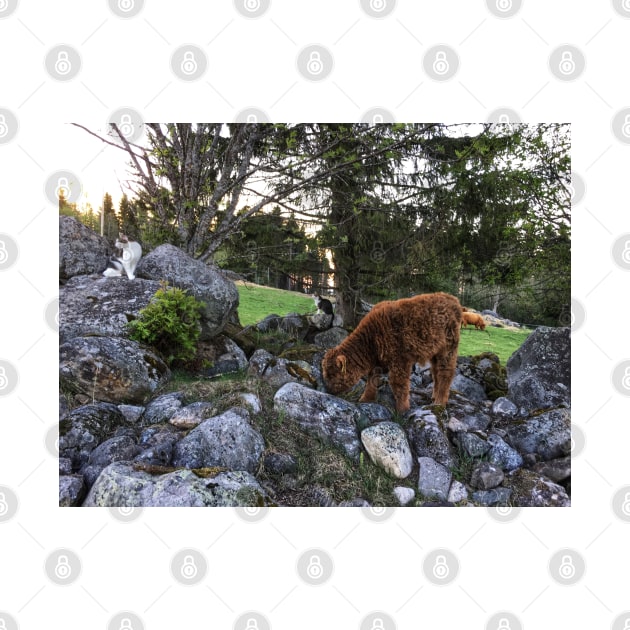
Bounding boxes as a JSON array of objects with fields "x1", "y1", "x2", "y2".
[{"x1": 127, "y1": 282, "x2": 203, "y2": 365}]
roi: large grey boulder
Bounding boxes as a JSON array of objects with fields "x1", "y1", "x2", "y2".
[
  {"x1": 59, "y1": 275, "x2": 163, "y2": 344},
  {"x1": 273, "y1": 382, "x2": 361, "y2": 460},
  {"x1": 417, "y1": 457, "x2": 452, "y2": 502},
  {"x1": 505, "y1": 408, "x2": 571, "y2": 461},
  {"x1": 59, "y1": 336, "x2": 170, "y2": 405},
  {"x1": 171, "y1": 408, "x2": 265, "y2": 473},
  {"x1": 506, "y1": 326, "x2": 570, "y2": 412},
  {"x1": 407, "y1": 412, "x2": 455, "y2": 468},
  {"x1": 59, "y1": 403, "x2": 128, "y2": 471},
  {"x1": 136, "y1": 243, "x2": 239, "y2": 339},
  {"x1": 59, "y1": 216, "x2": 112, "y2": 281},
  {"x1": 83, "y1": 462, "x2": 269, "y2": 507}
]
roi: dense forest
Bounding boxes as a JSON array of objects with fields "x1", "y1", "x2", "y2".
[{"x1": 64, "y1": 123, "x2": 570, "y2": 327}]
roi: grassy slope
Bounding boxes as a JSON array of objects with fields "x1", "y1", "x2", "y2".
[{"x1": 236, "y1": 282, "x2": 530, "y2": 364}]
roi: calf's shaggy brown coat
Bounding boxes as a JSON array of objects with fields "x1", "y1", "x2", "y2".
[{"x1": 321, "y1": 292, "x2": 462, "y2": 413}]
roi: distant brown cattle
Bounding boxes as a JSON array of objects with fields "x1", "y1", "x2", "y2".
[{"x1": 461, "y1": 311, "x2": 486, "y2": 330}]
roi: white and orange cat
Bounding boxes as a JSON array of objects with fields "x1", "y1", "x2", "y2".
[{"x1": 103, "y1": 234, "x2": 142, "y2": 280}]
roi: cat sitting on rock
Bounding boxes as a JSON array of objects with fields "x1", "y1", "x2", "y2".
[{"x1": 102, "y1": 234, "x2": 142, "y2": 280}]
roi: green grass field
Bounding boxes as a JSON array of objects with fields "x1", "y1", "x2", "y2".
[{"x1": 236, "y1": 282, "x2": 530, "y2": 364}]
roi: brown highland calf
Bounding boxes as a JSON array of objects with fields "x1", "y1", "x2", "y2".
[{"x1": 321, "y1": 292, "x2": 462, "y2": 413}]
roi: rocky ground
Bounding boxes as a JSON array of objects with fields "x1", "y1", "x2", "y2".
[{"x1": 59, "y1": 216, "x2": 571, "y2": 508}]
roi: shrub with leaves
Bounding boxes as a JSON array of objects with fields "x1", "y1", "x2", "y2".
[{"x1": 127, "y1": 282, "x2": 203, "y2": 365}]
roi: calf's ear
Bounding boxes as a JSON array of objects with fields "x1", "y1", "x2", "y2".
[{"x1": 336, "y1": 354, "x2": 347, "y2": 374}]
